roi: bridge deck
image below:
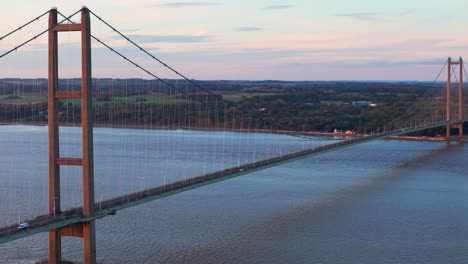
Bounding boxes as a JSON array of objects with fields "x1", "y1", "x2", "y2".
[{"x1": 0, "y1": 120, "x2": 465, "y2": 244}]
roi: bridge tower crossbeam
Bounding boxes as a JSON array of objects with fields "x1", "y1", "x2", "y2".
[
  {"x1": 446, "y1": 57, "x2": 464, "y2": 138},
  {"x1": 48, "y1": 8, "x2": 96, "y2": 264}
]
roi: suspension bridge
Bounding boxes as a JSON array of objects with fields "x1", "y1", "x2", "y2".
[{"x1": 0, "y1": 7, "x2": 466, "y2": 264}]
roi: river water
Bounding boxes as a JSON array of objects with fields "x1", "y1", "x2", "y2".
[{"x1": 0, "y1": 126, "x2": 467, "y2": 263}]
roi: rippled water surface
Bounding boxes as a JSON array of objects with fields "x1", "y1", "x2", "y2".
[{"x1": 0, "y1": 126, "x2": 467, "y2": 263}]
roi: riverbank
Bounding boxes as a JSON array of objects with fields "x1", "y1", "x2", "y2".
[
  {"x1": 0, "y1": 122, "x2": 344, "y2": 138},
  {"x1": 1, "y1": 122, "x2": 466, "y2": 141},
  {"x1": 388, "y1": 135, "x2": 468, "y2": 142}
]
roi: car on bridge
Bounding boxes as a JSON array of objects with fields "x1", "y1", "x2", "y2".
[{"x1": 17, "y1": 223, "x2": 29, "y2": 230}]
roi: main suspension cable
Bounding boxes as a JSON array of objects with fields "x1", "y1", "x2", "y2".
[
  {"x1": 0, "y1": 9, "x2": 50, "y2": 41},
  {"x1": 56, "y1": 11, "x2": 187, "y2": 95},
  {"x1": 381, "y1": 60, "x2": 448, "y2": 132},
  {"x1": 0, "y1": 8, "x2": 83, "y2": 60},
  {"x1": 88, "y1": 9, "x2": 222, "y2": 101}
]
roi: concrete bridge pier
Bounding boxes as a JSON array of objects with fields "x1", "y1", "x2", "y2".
[
  {"x1": 446, "y1": 57, "x2": 464, "y2": 139},
  {"x1": 48, "y1": 8, "x2": 96, "y2": 264}
]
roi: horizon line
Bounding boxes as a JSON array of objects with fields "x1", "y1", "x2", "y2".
[{"x1": 0, "y1": 78, "x2": 448, "y2": 83}]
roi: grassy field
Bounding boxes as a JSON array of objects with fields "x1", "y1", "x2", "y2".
[
  {"x1": 0, "y1": 95, "x2": 46, "y2": 100},
  {"x1": 223, "y1": 93, "x2": 278, "y2": 101},
  {"x1": 61, "y1": 96, "x2": 191, "y2": 106},
  {"x1": 0, "y1": 93, "x2": 276, "y2": 103},
  {"x1": 111, "y1": 96, "x2": 190, "y2": 104}
]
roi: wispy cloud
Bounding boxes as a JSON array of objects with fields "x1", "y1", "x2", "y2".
[
  {"x1": 123, "y1": 34, "x2": 213, "y2": 43},
  {"x1": 335, "y1": 12, "x2": 378, "y2": 21},
  {"x1": 264, "y1": 58, "x2": 446, "y2": 72},
  {"x1": 402, "y1": 38, "x2": 454, "y2": 47},
  {"x1": 399, "y1": 9, "x2": 416, "y2": 17},
  {"x1": 262, "y1": 5, "x2": 294, "y2": 10},
  {"x1": 154, "y1": 47, "x2": 394, "y2": 63},
  {"x1": 158, "y1": 2, "x2": 222, "y2": 8},
  {"x1": 234, "y1": 27, "x2": 264, "y2": 32},
  {"x1": 120, "y1": 29, "x2": 139, "y2": 34},
  {"x1": 336, "y1": 58, "x2": 445, "y2": 68}
]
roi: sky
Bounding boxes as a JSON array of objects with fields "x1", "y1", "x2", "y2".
[{"x1": 1, "y1": 0, "x2": 468, "y2": 81}]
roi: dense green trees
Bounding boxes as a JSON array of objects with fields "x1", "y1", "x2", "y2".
[{"x1": 0, "y1": 79, "x2": 458, "y2": 136}]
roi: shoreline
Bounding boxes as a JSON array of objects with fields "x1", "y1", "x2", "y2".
[
  {"x1": 0, "y1": 121, "x2": 345, "y2": 138},
  {"x1": 0, "y1": 122, "x2": 465, "y2": 141},
  {"x1": 387, "y1": 135, "x2": 468, "y2": 142}
]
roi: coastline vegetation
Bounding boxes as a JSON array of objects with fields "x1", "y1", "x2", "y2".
[{"x1": 0, "y1": 79, "x2": 465, "y2": 136}]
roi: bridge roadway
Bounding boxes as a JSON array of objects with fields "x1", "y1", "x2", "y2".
[{"x1": 0, "y1": 120, "x2": 465, "y2": 244}]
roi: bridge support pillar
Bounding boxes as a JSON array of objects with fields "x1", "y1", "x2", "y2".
[
  {"x1": 83, "y1": 221, "x2": 97, "y2": 264},
  {"x1": 48, "y1": 231, "x2": 62, "y2": 264},
  {"x1": 446, "y1": 57, "x2": 464, "y2": 139},
  {"x1": 47, "y1": 8, "x2": 96, "y2": 264},
  {"x1": 55, "y1": 221, "x2": 96, "y2": 263}
]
